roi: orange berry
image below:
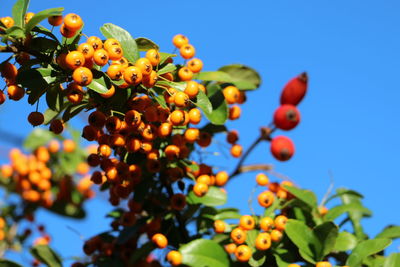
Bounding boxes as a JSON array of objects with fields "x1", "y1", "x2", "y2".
[
  {"x1": 239, "y1": 215, "x2": 255, "y2": 230},
  {"x1": 135, "y1": 58, "x2": 152, "y2": 76},
  {"x1": 193, "y1": 182, "x2": 208, "y2": 197},
  {"x1": 49, "y1": 119, "x2": 64, "y2": 134},
  {"x1": 214, "y1": 220, "x2": 226, "y2": 233},
  {"x1": 229, "y1": 105, "x2": 241, "y2": 120},
  {"x1": 184, "y1": 128, "x2": 199, "y2": 143},
  {"x1": 93, "y1": 49, "x2": 109, "y2": 66},
  {"x1": 72, "y1": 67, "x2": 93, "y2": 86},
  {"x1": 255, "y1": 233, "x2": 272, "y2": 250},
  {"x1": 231, "y1": 227, "x2": 246, "y2": 244},
  {"x1": 65, "y1": 51, "x2": 85, "y2": 70},
  {"x1": 187, "y1": 58, "x2": 203, "y2": 73},
  {"x1": 223, "y1": 86, "x2": 240, "y2": 104},
  {"x1": 259, "y1": 217, "x2": 274, "y2": 231},
  {"x1": 224, "y1": 243, "x2": 237, "y2": 254},
  {"x1": 230, "y1": 144, "x2": 242, "y2": 158},
  {"x1": 107, "y1": 45, "x2": 123, "y2": 61},
  {"x1": 174, "y1": 91, "x2": 189, "y2": 107},
  {"x1": 184, "y1": 81, "x2": 199, "y2": 98},
  {"x1": 178, "y1": 67, "x2": 193, "y2": 81},
  {"x1": 7, "y1": 85, "x2": 25, "y2": 101},
  {"x1": 235, "y1": 245, "x2": 252, "y2": 262},
  {"x1": 257, "y1": 191, "x2": 275, "y2": 208},
  {"x1": 63, "y1": 13, "x2": 83, "y2": 31},
  {"x1": 60, "y1": 24, "x2": 76, "y2": 38},
  {"x1": 27, "y1": 112, "x2": 44, "y2": 126},
  {"x1": 151, "y1": 233, "x2": 168, "y2": 249},
  {"x1": 123, "y1": 66, "x2": 143, "y2": 85},
  {"x1": 215, "y1": 171, "x2": 229, "y2": 186},
  {"x1": 77, "y1": 43, "x2": 95, "y2": 60},
  {"x1": 145, "y1": 49, "x2": 160, "y2": 66},
  {"x1": 172, "y1": 34, "x2": 189, "y2": 48},
  {"x1": 63, "y1": 139, "x2": 76, "y2": 153},
  {"x1": 270, "y1": 229, "x2": 283, "y2": 242},
  {"x1": 180, "y1": 44, "x2": 195, "y2": 59},
  {"x1": 48, "y1": 15, "x2": 63, "y2": 26},
  {"x1": 316, "y1": 262, "x2": 332, "y2": 267},
  {"x1": 87, "y1": 36, "x2": 103, "y2": 50},
  {"x1": 0, "y1": 17, "x2": 14, "y2": 28},
  {"x1": 256, "y1": 173, "x2": 269, "y2": 186},
  {"x1": 166, "y1": 251, "x2": 182, "y2": 266}
]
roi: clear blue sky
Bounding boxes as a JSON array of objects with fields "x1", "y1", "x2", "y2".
[{"x1": 1, "y1": 0, "x2": 400, "y2": 265}]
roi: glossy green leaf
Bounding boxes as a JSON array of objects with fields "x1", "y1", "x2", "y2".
[
  {"x1": 200, "y1": 123, "x2": 227, "y2": 134},
  {"x1": 246, "y1": 229, "x2": 259, "y2": 248},
  {"x1": 219, "y1": 64, "x2": 261, "y2": 90},
  {"x1": 285, "y1": 219, "x2": 317, "y2": 263},
  {"x1": 31, "y1": 26, "x2": 59, "y2": 42},
  {"x1": 25, "y1": 8, "x2": 63, "y2": 33},
  {"x1": 203, "y1": 83, "x2": 228, "y2": 125},
  {"x1": 46, "y1": 83, "x2": 64, "y2": 112},
  {"x1": 30, "y1": 245, "x2": 62, "y2": 267},
  {"x1": 313, "y1": 222, "x2": 338, "y2": 259},
  {"x1": 23, "y1": 128, "x2": 55, "y2": 150},
  {"x1": 376, "y1": 225, "x2": 400, "y2": 240},
  {"x1": 187, "y1": 186, "x2": 227, "y2": 206},
  {"x1": 12, "y1": 0, "x2": 29, "y2": 27},
  {"x1": 194, "y1": 89, "x2": 213, "y2": 115},
  {"x1": 135, "y1": 37, "x2": 159, "y2": 51},
  {"x1": 384, "y1": 253, "x2": 400, "y2": 267},
  {"x1": 213, "y1": 208, "x2": 241, "y2": 220},
  {"x1": 194, "y1": 71, "x2": 233, "y2": 82},
  {"x1": 43, "y1": 108, "x2": 61, "y2": 125},
  {"x1": 334, "y1": 231, "x2": 358, "y2": 251},
  {"x1": 179, "y1": 239, "x2": 229, "y2": 267},
  {"x1": 346, "y1": 238, "x2": 392, "y2": 267},
  {"x1": 157, "y1": 63, "x2": 176, "y2": 75},
  {"x1": 62, "y1": 102, "x2": 89, "y2": 122},
  {"x1": 326, "y1": 189, "x2": 364, "y2": 203},
  {"x1": 0, "y1": 259, "x2": 24, "y2": 267},
  {"x1": 88, "y1": 70, "x2": 112, "y2": 94},
  {"x1": 282, "y1": 185, "x2": 318, "y2": 210},
  {"x1": 100, "y1": 23, "x2": 139, "y2": 63},
  {"x1": 324, "y1": 203, "x2": 372, "y2": 221}
]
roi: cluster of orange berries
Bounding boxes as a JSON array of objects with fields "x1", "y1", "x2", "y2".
[
  {"x1": 0, "y1": 139, "x2": 92, "y2": 206},
  {"x1": 216, "y1": 214, "x2": 287, "y2": 262}
]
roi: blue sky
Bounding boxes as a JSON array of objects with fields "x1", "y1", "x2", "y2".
[{"x1": 1, "y1": 0, "x2": 400, "y2": 265}]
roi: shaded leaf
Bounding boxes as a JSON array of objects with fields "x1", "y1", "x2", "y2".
[
  {"x1": 219, "y1": 64, "x2": 261, "y2": 90},
  {"x1": 136, "y1": 37, "x2": 159, "y2": 51},
  {"x1": 12, "y1": 0, "x2": 29, "y2": 27},
  {"x1": 384, "y1": 253, "x2": 400, "y2": 267},
  {"x1": 376, "y1": 225, "x2": 400, "y2": 240},
  {"x1": 88, "y1": 70, "x2": 111, "y2": 94},
  {"x1": 0, "y1": 259, "x2": 24, "y2": 267},
  {"x1": 203, "y1": 83, "x2": 228, "y2": 125},
  {"x1": 324, "y1": 203, "x2": 372, "y2": 222},
  {"x1": 157, "y1": 63, "x2": 176, "y2": 75},
  {"x1": 334, "y1": 231, "x2": 358, "y2": 252},
  {"x1": 23, "y1": 128, "x2": 55, "y2": 150},
  {"x1": 282, "y1": 185, "x2": 318, "y2": 210},
  {"x1": 30, "y1": 245, "x2": 62, "y2": 267}
]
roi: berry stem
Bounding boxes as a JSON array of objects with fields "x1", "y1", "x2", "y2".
[{"x1": 230, "y1": 136, "x2": 263, "y2": 179}]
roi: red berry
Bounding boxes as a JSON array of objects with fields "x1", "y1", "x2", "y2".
[
  {"x1": 270, "y1": 136, "x2": 295, "y2": 161},
  {"x1": 273, "y1": 104, "x2": 300, "y2": 130},
  {"x1": 280, "y1": 72, "x2": 308, "y2": 106}
]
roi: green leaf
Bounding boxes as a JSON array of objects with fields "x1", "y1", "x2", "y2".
[
  {"x1": 159, "y1": 52, "x2": 176, "y2": 64},
  {"x1": 88, "y1": 70, "x2": 112, "y2": 94},
  {"x1": 246, "y1": 229, "x2": 259, "y2": 248},
  {"x1": 194, "y1": 89, "x2": 213, "y2": 115},
  {"x1": 324, "y1": 203, "x2": 372, "y2": 222},
  {"x1": 30, "y1": 37, "x2": 58, "y2": 53},
  {"x1": 46, "y1": 201, "x2": 85, "y2": 219},
  {"x1": 346, "y1": 238, "x2": 392, "y2": 267},
  {"x1": 100, "y1": 23, "x2": 139, "y2": 63},
  {"x1": 135, "y1": 37, "x2": 159, "y2": 51},
  {"x1": 30, "y1": 245, "x2": 62, "y2": 267},
  {"x1": 43, "y1": 108, "x2": 62, "y2": 125},
  {"x1": 17, "y1": 67, "x2": 58, "y2": 105},
  {"x1": 326, "y1": 189, "x2": 364, "y2": 203},
  {"x1": 200, "y1": 123, "x2": 227, "y2": 134},
  {"x1": 376, "y1": 225, "x2": 400, "y2": 240},
  {"x1": 337, "y1": 187, "x2": 367, "y2": 239},
  {"x1": 249, "y1": 250, "x2": 266, "y2": 267},
  {"x1": 203, "y1": 83, "x2": 228, "y2": 125},
  {"x1": 282, "y1": 185, "x2": 318, "y2": 210},
  {"x1": 46, "y1": 84, "x2": 64, "y2": 111},
  {"x1": 0, "y1": 259, "x2": 24, "y2": 267},
  {"x1": 213, "y1": 208, "x2": 241, "y2": 220},
  {"x1": 187, "y1": 186, "x2": 227, "y2": 206},
  {"x1": 6, "y1": 26, "x2": 25, "y2": 39},
  {"x1": 384, "y1": 253, "x2": 400, "y2": 267},
  {"x1": 179, "y1": 239, "x2": 229, "y2": 267},
  {"x1": 61, "y1": 26, "x2": 82, "y2": 46},
  {"x1": 25, "y1": 8, "x2": 63, "y2": 33},
  {"x1": 62, "y1": 102, "x2": 89, "y2": 123},
  {"x1": 23, "y1": 128, "x2": 55, "y2": 150},
  {"x1": 194, "y1": 71, "x2": 233, "y2": 83},
  {"x1": 31, "y1": 26, "x2": 59, "y2": 42},
  {"x1": 334, "y1": 231, "x2": 358, "y2": 251},
  {"x1": 219, "y1": 64, "x2": 261, "y2": 90},
  {"x1": 157, "y1": 63, "x2": 176, "y2": 75},
  {"x1": 285, "y1": 219, "x2": 317, "y2": 263},
  {"x1": 313, "y1": 222, "x2": 338, "y2": 259},
  {"x1": 12, "y1": 0, "x2": 29, "y2": 27}
]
